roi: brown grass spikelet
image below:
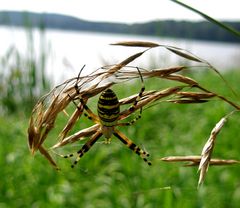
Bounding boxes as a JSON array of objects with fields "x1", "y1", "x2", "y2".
[
  {"x1": 58, "y1": 103, "x2": 84, "y2": 141},
  {"x1": 51, "y1": 124, "x2": 100, "y2": 149},
  {"x1": 164, "y1": 45, "x2": 204, "y2": 63},
  {"x1": 27, "y1": 40, "x2": 240, "y2": 178},
  {"x1": 110, "y1": 41, "x2": 159, "y2": 48},
  {"x1": 28, "y1": 115, "x2": 40, "y2": 154},
  {"x1": 160, "y1": 155, "x2": 240, "y2": 167},
  {"x1": 176, "y1": 92, "x2": 215, "y2": 100},
  {"x1": 39, "y1": 146, "x2": 60, "y2": 170},
  {"x1": 168, "y1": 91, "x2": 216, "y2": 104},
  {"x1": 198, "y1": 116, "x2": 228, "y2": 186}
]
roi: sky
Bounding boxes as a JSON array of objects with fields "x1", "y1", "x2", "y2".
[{"x1": 0, "y1": 0, "x2": 239, "y2": 23}]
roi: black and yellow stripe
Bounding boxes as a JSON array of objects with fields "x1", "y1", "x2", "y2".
[
  {"x1": 113, "y1": 129, "x2": 152, "y2": 165},
  {"x1": 72, "y1": 131, "x2": 103, "y2": 168},
  {"x1": 97, "y1": 89, "x2": 120, "y2": 127}
]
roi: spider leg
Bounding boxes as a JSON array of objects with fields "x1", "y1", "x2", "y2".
[
  {"x1": 72, "y1": 67, "x2": 99, "y2": 123},
  {"x1": 119, "y1": 67, "x2": 145, "y2": 124},
  {"x1": 67, "y1": 65, "x2": 86, "y2": 111},
  {"x1": 80, "y1": 99, "x2": 99, "y2": 123},
  {"x1": 113, "y1": 129, "x2": 152, "y2": 166},
  {"x1": 129, "y1": 67, "x2": 145, "y2": 112},
  {"x1": 63, "y1": 131, "x2": 103, "y2": 168},
  {"x1": 117, "y1": 108, "x2": 142, "y2": 127}
]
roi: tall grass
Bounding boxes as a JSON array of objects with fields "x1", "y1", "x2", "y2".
[{"x1": 0, "y1": 26, "x2": 51, "y2": 115}]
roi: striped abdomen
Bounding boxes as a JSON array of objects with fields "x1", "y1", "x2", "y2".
[{"x1": 97, "y1": 89, "x2": 120, "y2": 127}]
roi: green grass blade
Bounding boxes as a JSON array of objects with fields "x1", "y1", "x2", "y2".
[{"x1": 170, "y1": 0, "x2": 240, "y2": 38}]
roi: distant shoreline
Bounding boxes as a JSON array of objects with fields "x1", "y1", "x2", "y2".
[{"x1": 0, "y1": 11, "x2": 239, "y2": 43}]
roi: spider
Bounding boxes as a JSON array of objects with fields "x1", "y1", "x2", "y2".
[{"x1": 62, "y1": 67, "x2": 152, "y2": 168}]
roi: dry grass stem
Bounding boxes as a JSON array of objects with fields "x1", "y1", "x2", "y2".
[
  {"x1": 113, "y1": 41, "x2": 238, "y2": 98},
  {"x1": 28, "y1": 40, "x2": 240, "y2": 184},
  {"x1": 195, "y1": 85, "x2": 240, "y2": 110}
]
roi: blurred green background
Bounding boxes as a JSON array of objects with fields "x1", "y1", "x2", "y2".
[{"x1": 1, "y1": 61, "x2": 240, "y2": 207}]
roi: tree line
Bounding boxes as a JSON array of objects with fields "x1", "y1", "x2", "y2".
[{"x1": 0, "y1": 11, "x2": 239, "y2": 42}]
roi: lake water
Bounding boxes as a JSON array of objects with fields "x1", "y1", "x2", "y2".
[{"x1": 1, "y1": 26, "x2": 240, "y2": 83}]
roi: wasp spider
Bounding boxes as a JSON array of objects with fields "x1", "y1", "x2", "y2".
[{"x1": 62, "y1": 69, "x2": 152, "y2": 168}]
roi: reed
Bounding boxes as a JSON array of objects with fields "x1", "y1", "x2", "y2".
[{"x1": 0, "y1": 26, "x2": 51, "y2": 115}]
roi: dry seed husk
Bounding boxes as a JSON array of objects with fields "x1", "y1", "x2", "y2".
[
  {"x1": 52, "y1": 124, "x2": 100, "y2": 148},
  {"x1": 111, "y1": 41, "x2": 159, "y2": 48},
  {"x1": 161, "y1": 156, "x2": 240, "y2": 166},
  {"x1": 198, "y1": 117, "x2": 227, "y2": 186},
  {"x1": 28, "y1": 40, "x2": 240, "y2": 181}
]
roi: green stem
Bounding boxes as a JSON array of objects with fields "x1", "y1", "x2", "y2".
[{"x1": 170, "y1": 0, "x2": 240, "y2": 38}]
